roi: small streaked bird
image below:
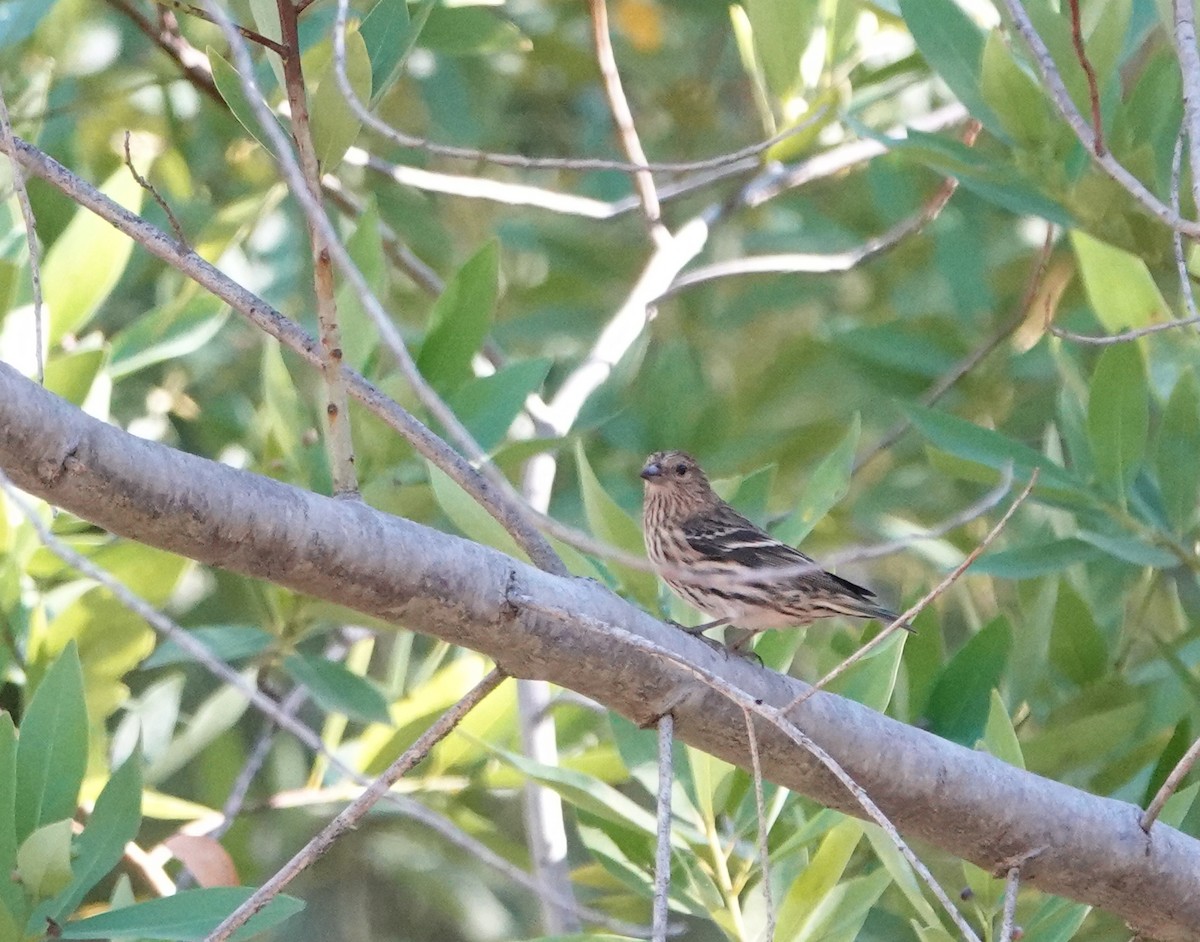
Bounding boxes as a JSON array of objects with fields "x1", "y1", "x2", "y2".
[{"x1": 641, "y1": 450, "x2": 904, "y2": 650}]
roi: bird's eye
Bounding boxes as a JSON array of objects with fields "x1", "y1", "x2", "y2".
[{"x1": 674, "y1": 463, "x2": 688, "y2": 476}]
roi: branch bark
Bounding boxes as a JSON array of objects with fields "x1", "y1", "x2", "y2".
[{"x1": 3, "y1": 364, "x2": 1200, "y2": 942}]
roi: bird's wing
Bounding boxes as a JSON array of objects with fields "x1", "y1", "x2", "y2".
[{"x1": 680, "y1": 503, "x2": 881, "y2": 601}]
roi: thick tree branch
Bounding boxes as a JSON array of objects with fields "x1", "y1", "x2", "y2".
[{"x1": 3, "y1": 366, "x2": 1200, "y2": 941}]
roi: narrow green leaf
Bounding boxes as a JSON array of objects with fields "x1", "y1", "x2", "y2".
[
  {"x1": 142, "y1": 626, "x2": 274, "y2": 669},
  {"x1": 57, "y1": 887, "x2": 304, "y2": 940},
  {"x1": 826, "y1": 629, "x2": 905, "y2": 713},
  {"x1": 418, "y1": 6, "x2": 530, "y2": 56},
  {"x1": 575, "y1": 443, "x2": 659, "y2": 608},
  {"x1": 362, "y1": 0, "x2": 436, "y2": 103},
  {"x1": 1023, "y1": 897, "x2": 1091, "y2": 942},
  {"x1": 15, "y1": 641, "x2": 87, "y2": 843},
  {"x1": 775, "y1": 818, "x2": 863, "y2": 942},
  {"x1": 310, "y1": 26, "x2": 371, "y2": 171},
  {"x1": 899, "y1": 0, "x2": 1002, "y2": 136},
  {"x1": 36, "y1": 752, "x2": 142, "y2": 923},
  {"x1": 973, "y1": 538, "x2": 1102, "y2": 578},
  {"x1": 979, "y1": 31, "x2": 1052, "y2": 145},
  {"x1": 449, "y1": 358, "x2": 552, "y2": 452},
  {"x1": 924, "y1": 618, "x2": 1011, "y2": 745},
  {"x1": 1072, "y1": 230, "x2": 1168, "y2": 333},
  {"x1": 1075, "y1": 529, "x2": 1176, "y2": 568},
  {"x1": 42, "y1": 166, "x2": 145, "y2": 345},
  {"x1": 427, "y1": 460, "x2": 524, "y2": 560},
  {"x1": 1157, "y1": 370, "x2": 1200, "y2": 532},
  {"x1": 686, "y1": 745, "x2": 735, "y2": 827},
  {"x1": 1145, "y1": 719, "x2": 1191, "y2": 809},
  {"x1": 43, "y1": 347, "x2": 105, "y2": 406},
  {"x1": 775, "y1": 414, "x2": 860, "y2": 545},
  {"x1": 208, "y1": 47, "x2": 284, "y2": 158},
  {"x1": 978, "y1": 690, "x2": 1025, "y2": 770},
  {"x1": 1087, "y1": 342, "x2": 1148, "y2": 497},
  {"x1": 745, "y1": 0, "x2": 814, "y2": 99},
  {"x1": 0, "y1": 714, "x2": 21, "y2": 919},
  {"x1": 416, "y1": 242, "x2": 499, "y2": 394},
  {"x1": 110, "y1": 295, "x2": 231, "y2": 380},
  {"x1": 1049, "y1": 581, "x2": 1108, "y2": 686},
  {"x1": 283, "y1": 654, "x2": 391, "y2": 724}
]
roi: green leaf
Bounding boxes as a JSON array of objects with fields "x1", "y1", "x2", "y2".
[
  {"x1": 686, "y1": 744, "x2": 736, "y2": 827},
  {"x1": 43, "y1": 347, "x2": 105, "y2": 406},
  {"x1": 208, "y1": 47, "x2": 285, "y2": 158},
  {"x1": 575, "y1": 443, "x2": 659, "y2": 608},
  {"x1": 745, "y1": 0, "x2": 814, "y2": 99},
  {"x1": 924, "y1": 617, "x2": 1011, "y2": 745},
  {"x1": 826, "y1": 629, "x2": 905, "y2": 713},
  {"x1": 899, "y1": 0, "x2": 1002, "y2": 136},
  {"x1": 57, "y1": 887, "x2": 304, "y2": 940},
  {"x1": 1157, "y1": 370, "x2": 1200, "y2": 532},
  {"x1": 310, "y1": 26, "x2": 372, "y2": 171},
  {"x1": 42, "y1": 165, "x2": 145, "y2": 345},
  {"x1": 1075, "y1": 528, "x2": 1175, "y2": 568},
  {"x1": 1049, "y1": 581, "x2": 1108, "y2": 686},
  {"x1": 15, "y1": 641, "x2": 87, "y2": 843},
  {"x1": 142, "y1": 626, "x2": 274, "y2": 669},
  {"x1": 906, "y1": 404, "x2": 1088, "y2": 498},
  {"x1": 775, "y1": 414, "x2": 860, "y2": 545},
  {"x1": 283, "y1": 653, "x2": 391, "y2": 724},
  {"x1": 16, "y1": 819, "x2": 73, "y2": 901},
  {"x1": 36, "y1": 752, "x2": 142, "y2": 923},
  {"x1": 418, "y1": 6, "x2": 530, "y2": 56},
  {"x1": 0, "y1": 714, "x2": 21, "y2": 919},
  {"x1": 1023, "y1": 897, "x2": 1091, "y2": 942},
  {"x1": 416, "y1": 242, "x2": 499, "y2": 394},
  {"x1": 1087, "y1": 342, "x2": 1148, "y2": 497},
  {"x1": 978, "y1": 689, "x2": 1025, "y2": 770},
  {"x1": 775, "y1": 818, "x2": 863, "y2": 942},
  {"x1": 973, "y1": 538, "x2": 1103, "y2": 578},
  {"x1": 110, "y1": 295, "x2": 231, "y2": 380},
  {"x1": 427, "y1": 460, "x2": 524, "y2": 560},
  {"x1": 1071, "y1": 230, "x2": 1168, "y2": 333},
  {"x1": 449, "y1": 358, "x2": 552, "y2": 453},
  {"x1": 1145, "y1": 719, "x2": 1191, "y2": 809},
  {"x1": 362, "y1": 0, "x2": 435, "y2": 104},
  {"x1": 979, "y1": 30, "x2": 1052, "y2": 145}
]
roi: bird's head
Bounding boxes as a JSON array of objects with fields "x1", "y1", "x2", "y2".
[{"x1": 640, "y1": 450, "x2": 718, "y2": 514}]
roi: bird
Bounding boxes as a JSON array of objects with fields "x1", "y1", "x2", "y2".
[{"x1": 640, "y1": 449, "x2": 905, "y2": 650}]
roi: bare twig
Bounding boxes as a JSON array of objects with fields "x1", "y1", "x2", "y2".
[
  {"x1": 275, "y1": 0, "x2": 358, "y2": 498},
  {"x1": 587, "y1": 0, "x2": 664, "y2": 231},
  {"x1": 202, "y1": 670, "x2": 506, "y2": 942},
  {"x1": 123, "y1": 131, "x2": 189, "y2": 249},
  {"x1": 653, "y1": 713, "x2": 675, "y2": 942},
  {"x1": 1047, "y1": 317, "x2": 1200, "y2": 345},
  {"x1": 743, "y1": 709, "x2": 774, "y2": 942},
  {"x1": 1141, "y1": 734, "x2": 1200, "y2": 831},
  {"x1": 1065, "y1": 0, "x2": 1105, "y2": 156},
  {"x1": 151, "y1": 0, "x2": 286, "y2": 55},
  {"x1": 1175, "y1": 0, "x2": 1200, "y2": 214},
  {"x1": 103, "y1": 0, "x2": 222, "y2": 103},
  {"x1": 999, "y1": 865, "x2": 1021, "y2": 942},
  {"x1": 999, "y1": 0, "x2": 1200, "y2": 236},
  {"x1": 0, "y1": 85, "x2": 44, "y2": 385},
  {"x1": 782, "y1": 469, "x2": 1035, "y2": 715},
  {"x1": 1172, "y1": 129, "x2": 1200, "y2": 321}
]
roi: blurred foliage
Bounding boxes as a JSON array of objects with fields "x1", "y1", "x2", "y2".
[{"x1": 2, "y1": 0, "x2": 1200, "y2": 939}]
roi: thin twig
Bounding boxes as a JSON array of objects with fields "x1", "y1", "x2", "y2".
[
  {"x1": 202, "y1": 670, "x2": 505, "y2": 942},
  {"x1": 1141, "y1": 734, "x2": 1200, "y2": 831},
  {"x1": 999, "y1": 0, "x2": 1200, "y2": 237},
  {"x1": 782, "y1": 469, "x2": 1036, "y2": 716},
  {"x1": 1172, "y1": 128, "x2": 1200, "y2": 321},
  {"x1": 587, "y1": 0, "x2": 664, "y2": 231},
  {"x1": 1047, "y1": 317, "x2": 1200, "y2": 345},
  {"x1": 664, "y1": 120, "x2": 981, "y2": 298},
  {"x1": 275, "y1": 0, "x2": 358, "y2": 499},
  {"x1": 1174, "y1": 0, "x2": 1200, "y2": 214},
  {"x1": 999, "y1": 865, "x2": 1021, "y2": 942},
  {"x1": 0, "y1": 85, "x2": 44, "y2": 385},
  {"x1": 103, "y1": 0, "x2": 223, "y2": 103},
  {"x1": 653, "y1": 713, "x2": 675, "y2": 942},
  {"x1": 123, "y1": 131, "x2": 190, "y2": 249},
  {"x1": 743, "y1": 709, "x2": 774, "y2": 942},
  {"x1": 1065, "y1": 0, "x2": 1105, "y2": 156},
  {"x1": 150, "y1": 0, "x2": 287, "y2": 55}
]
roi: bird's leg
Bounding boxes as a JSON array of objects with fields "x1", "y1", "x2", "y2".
[{"x1": 663, "y1": 616, "x2": 731, "y2": 635}]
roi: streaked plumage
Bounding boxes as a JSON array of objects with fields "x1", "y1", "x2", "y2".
[{"x1": 641, "y1": 450, "x2": 902, "y2": 648}]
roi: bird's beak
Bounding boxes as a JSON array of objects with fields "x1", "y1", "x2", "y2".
[{"x1": 640, "y1": 462, "x2": 662, "y2": 481}]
